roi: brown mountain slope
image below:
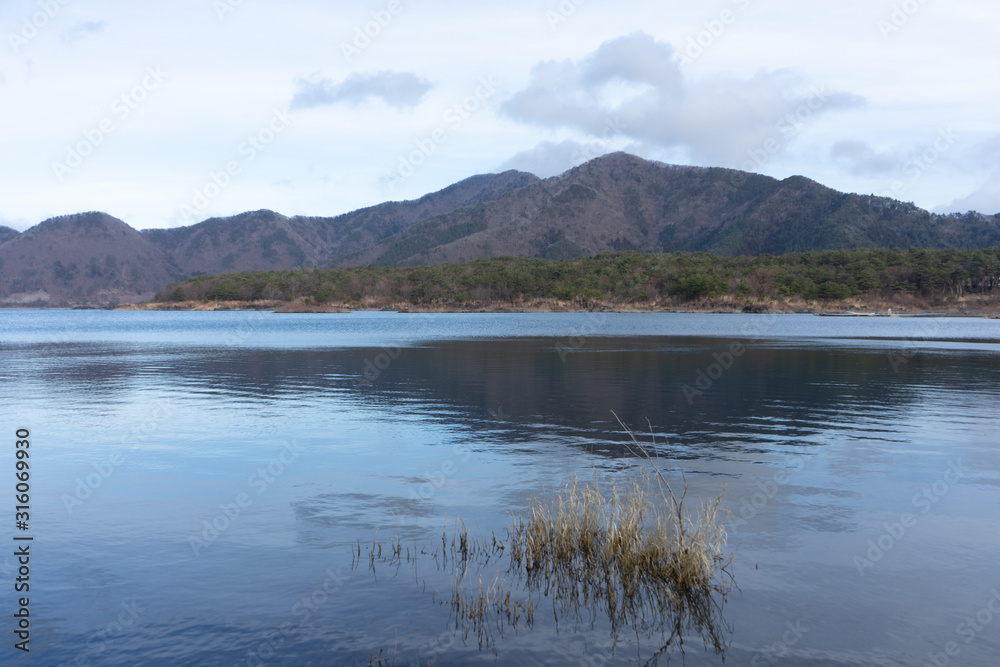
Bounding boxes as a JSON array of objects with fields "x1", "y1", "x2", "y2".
[
  {"x1": 338, "y1": 153, "x2": 1000, "y2": 267},
  {"x1": 142, "y1": 170, "x2": 539, "y2": 276},
  {"x1": 291, "y1": 170, "x2": 541, "y2": 265},
  {"x1": 0, "y1": 171, "x2": 538, "y2": 306},
  {"x1": 0, "y1": 226, "x2": 18, "y2": 246},
  {"x1": 142, "y1": 209, "x2": 323, "y2": 276},
  {"x1": 0, "y1": 212, "x2": 173, "y2": 306}
]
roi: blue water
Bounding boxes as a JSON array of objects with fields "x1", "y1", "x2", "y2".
[{"x1": 1, "y1": 311, "x2": 998, "y2": 665}]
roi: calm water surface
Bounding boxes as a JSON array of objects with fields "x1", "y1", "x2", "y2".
[{"x1": 1, "y1": 311, "x2": 998, "y2": 666}]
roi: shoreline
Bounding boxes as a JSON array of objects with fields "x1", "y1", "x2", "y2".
[{"x1": 112, "y1": 295, "x2": 1000, "y2": 318}]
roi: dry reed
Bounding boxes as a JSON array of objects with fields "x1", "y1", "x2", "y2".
[{"x1": 358, "y1": 413, "x2": 733, "y2": 661}]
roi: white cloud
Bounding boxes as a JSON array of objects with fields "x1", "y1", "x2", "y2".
[
  {"x1": 291, "y1": 71, "x2": 433, "y2": 110},
  {"x1": 498, "y1": 140, "x2": 597, "y2": 178},
  {"x1": 502, "y1": 33, "x2": 864, "y2": 169},
  {"x1": 937, "y1": 138, "x2": 1000, "y2": 213},
  {"x1": 830, "y1": 140, "x2": 901, "y2": 176},
  {"x1": 968, "y1": 136, "x2": 1000, "y2": 171},
  {"x1": 61, "y1": 21, "x2": 106, "y2": 45},
  {"x1": 938, "y1": 177, "x2": 1000, "y2": 215}
]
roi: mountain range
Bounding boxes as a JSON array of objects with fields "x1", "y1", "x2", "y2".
[{"x1": 1, "y1": 152, "x2": 998, "y2": 306}]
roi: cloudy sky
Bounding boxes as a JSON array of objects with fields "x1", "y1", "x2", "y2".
[{"x1": 1, "y1": 0, "x2": 997, "y2": 231}]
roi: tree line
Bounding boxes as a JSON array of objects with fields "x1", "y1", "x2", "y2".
[{"x1": 156, "y1": 248, "x2": 1000, "y2": 306}]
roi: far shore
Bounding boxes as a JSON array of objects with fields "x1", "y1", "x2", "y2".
[{"x1": 113, "y1": 294, "x2": 1000, "y2": 318}]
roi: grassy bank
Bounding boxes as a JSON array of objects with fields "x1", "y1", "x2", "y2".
[{"x1": 139, "y1": 248, "x2": 1000, "y2": 315}]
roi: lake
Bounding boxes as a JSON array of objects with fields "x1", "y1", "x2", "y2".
[{"x1": 1, "y1": 311, "x2": 998, "y2": 666}]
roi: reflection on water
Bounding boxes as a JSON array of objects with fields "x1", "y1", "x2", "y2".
[{"x1": 1, "y1": 312, "x2": 998, "y2": 665}]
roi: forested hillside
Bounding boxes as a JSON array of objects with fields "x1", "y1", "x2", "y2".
[
  {"x1": 156, "y1": 248, "x2": 1000, "y2": 310},
  {"x1": 335, "y1": 154, "x2": 1000, "y2": 267}
]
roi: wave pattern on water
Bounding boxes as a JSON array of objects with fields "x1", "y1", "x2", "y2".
[{"x1": 1, "y1": 311, "x2": 998, "y2": 665}]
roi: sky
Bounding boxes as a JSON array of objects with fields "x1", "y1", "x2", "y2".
[{"x1": 0, "y1": 0, "x2": 998, "y2": 232}]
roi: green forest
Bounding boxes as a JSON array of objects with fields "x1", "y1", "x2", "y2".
[{"x1": 155, "y1": 248, "x2": 1000, "y2": 308}]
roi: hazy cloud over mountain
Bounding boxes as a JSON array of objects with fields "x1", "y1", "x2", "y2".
[
  {"x1": 291, "y1": 71, "x2": 434, "y2": 110},
  {"x1": 499, "y1": 140, "x2": 604, "y2": 178},
  {"x1": 941, "y1": 180, "x2": 1000, "y2": 215},
  {"x1": 502, "y1": 33, "x2": 864, "y2": 169},
  {"x1": 830, "y1": 140, "x2": 901, "y2": 176},
  {"x1": 968, "y1": 136, "x2": 1000, "y2": 170},
  {"x1": 938, "y1": 136, "x2": 1000, "y2": 214}
]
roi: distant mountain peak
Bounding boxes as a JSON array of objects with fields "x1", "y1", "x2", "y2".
[
  {"x1": 37, "y1": 210, "x2": 126, "y2": 228},
  {"x1": 3, "y1": 152, "x2": 999, "y2": 306},
  {"x1": 0, "y1": 211, "x2": 171, "y2": 307},
  {"x1": 0, "y1": 225, "x2": 19, "y2": 246},
  {"x1": 333, "y1": 153, "x2": 1000, "y2": 267}
]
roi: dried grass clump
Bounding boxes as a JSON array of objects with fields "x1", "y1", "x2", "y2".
[
  {"x1": 359, "y1": 413, "x2": 733, "y2": 661},
  {"x1": 450, "y1": 571, "x2": 535, "y2": 652},
  {"x1": 505, "y1": 413, "x2": 732, "y2": 656},
  {"x1": 508, "y1": 473, "x2": 730, "y2": 651},
  {"x1": 511, "y1": 474, "x2": 728, "y2": 594}
]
